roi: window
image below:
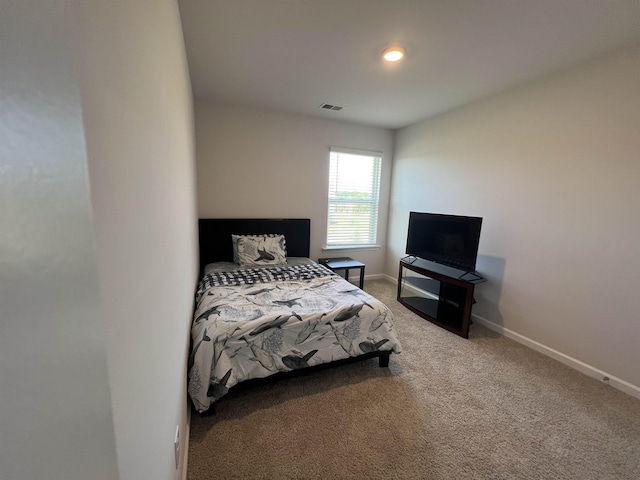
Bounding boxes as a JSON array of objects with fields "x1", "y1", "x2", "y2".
[{"x1": 326, "y1": 148, "x2": 382, "y2": 247}]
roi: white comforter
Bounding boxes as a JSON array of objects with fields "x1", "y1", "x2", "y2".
[{"x1": 188, "y1": 263, "x2": 401, "y2": 413}]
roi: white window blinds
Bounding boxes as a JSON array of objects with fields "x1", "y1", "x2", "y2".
[{"x1": 327, "y1": 148, "x2": 382, "y2": 247}]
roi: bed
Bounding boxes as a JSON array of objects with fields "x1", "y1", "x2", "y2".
[{"x1": 188, "y1": 218, "x2": 402, "y2": 414}]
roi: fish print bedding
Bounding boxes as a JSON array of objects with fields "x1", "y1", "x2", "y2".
[{"x1": 188, "y1": 263, "x2": 402, "y2": 413}]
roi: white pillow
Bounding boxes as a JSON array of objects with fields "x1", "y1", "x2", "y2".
[{"x1": 231, "y1": 234, "x2": 287, "y2": 267}]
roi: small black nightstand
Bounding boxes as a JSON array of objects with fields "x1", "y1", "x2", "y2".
[{"x1": 318, "y1": 257, "x2": 365, "y2": 289}]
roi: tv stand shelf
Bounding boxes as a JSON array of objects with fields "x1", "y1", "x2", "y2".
[{"x1": 397, "y1": 257, "x2": 486, "y2": 338}]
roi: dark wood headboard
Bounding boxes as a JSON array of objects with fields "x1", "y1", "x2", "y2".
[{"x1": 198, "y1": 218, "x2": 311, "y2": 275}]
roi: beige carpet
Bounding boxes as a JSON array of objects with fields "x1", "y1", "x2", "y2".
[{"x1": 187, "y1": 279, "x2": 640, "y2": 479}]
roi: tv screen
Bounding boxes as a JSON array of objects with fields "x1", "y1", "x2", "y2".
[{"x1": 405, "y1": 212, "x2": 482, "y2": 272}]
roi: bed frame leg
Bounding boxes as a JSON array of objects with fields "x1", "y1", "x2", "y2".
[{"x1": 378, "y1": 352, "x2": 390, "y2": 368}]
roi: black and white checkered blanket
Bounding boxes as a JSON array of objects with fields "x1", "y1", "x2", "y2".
[{"x1": 197, "y1": 264, "x2": 335, "y2": 293}]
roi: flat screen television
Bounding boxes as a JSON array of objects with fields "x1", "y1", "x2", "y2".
[{"x1": 405, "y1": 212, "x2": 483, "y2": 272}]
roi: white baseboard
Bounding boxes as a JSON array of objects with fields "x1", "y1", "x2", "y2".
[
  {"x1": 345, "y1": 273, "x2": 385, "y2": 283},
  {"x1": 382, "y1": 274, "x2": 396, "y2": 284},
  {"x1": 346, "y1": 273, "x2": 397, "y2": 284},
  {"x1": 363, "y1": 273, "x2": 385, "y2": 281},
  {"x1": 384, "y1": 273, "x2": 640, "y2": 401},
  {"x1": 472, "y1": 313, "x2": 640, "y2": 401},
  {"x1": 179, "y1": 407, "x2": 191, "y2": 480}
]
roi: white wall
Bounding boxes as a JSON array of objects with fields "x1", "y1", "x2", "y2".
[
  {"x1": 388, "y1": 46, "x2": 640, "y2": 391},
  {"x1": 78, "y1": 1, "x2": 198, "y2": 480},
  {"x1": 195, "y1": 102, "x2": 394, "y2": 273},
  {"x1": 0, "y1": 1, "x2": 197, "y2": 479},
  {"x1": 0, "y1": 2, "x2": 119, "y2": 479}
]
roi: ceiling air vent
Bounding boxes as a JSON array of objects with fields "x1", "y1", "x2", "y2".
[{"x1": 319, "y1": 103, "x2": 344, "y2": 111}]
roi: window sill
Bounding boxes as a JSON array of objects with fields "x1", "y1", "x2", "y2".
[{"x1": 322, "y1": 245, "x2": 382, "y2": 252}]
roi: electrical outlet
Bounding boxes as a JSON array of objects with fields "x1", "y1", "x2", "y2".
[{"x1": 174, "y1": 425, "x2": 180, "y2": 469}]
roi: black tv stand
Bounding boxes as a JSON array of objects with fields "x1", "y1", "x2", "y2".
[{"x1": 397, "y1": 257, "x2": 486, "y2": 338}]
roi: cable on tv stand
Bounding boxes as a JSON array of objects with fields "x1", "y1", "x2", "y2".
[
  {"x1": 401, "y1": 255, "x2": 417, "y2": 264},
  {"x1": 458, "y1": 271, "x2": 483, "y2": 282}
]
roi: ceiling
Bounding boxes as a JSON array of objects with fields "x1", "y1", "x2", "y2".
[{"x1": 179, "y1": 0, "x2": 640, "y2": 129}]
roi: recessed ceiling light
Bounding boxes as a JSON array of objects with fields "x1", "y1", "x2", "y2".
[{"x1": 383, "y1": 47, "x2": 405, "y2": 62}]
